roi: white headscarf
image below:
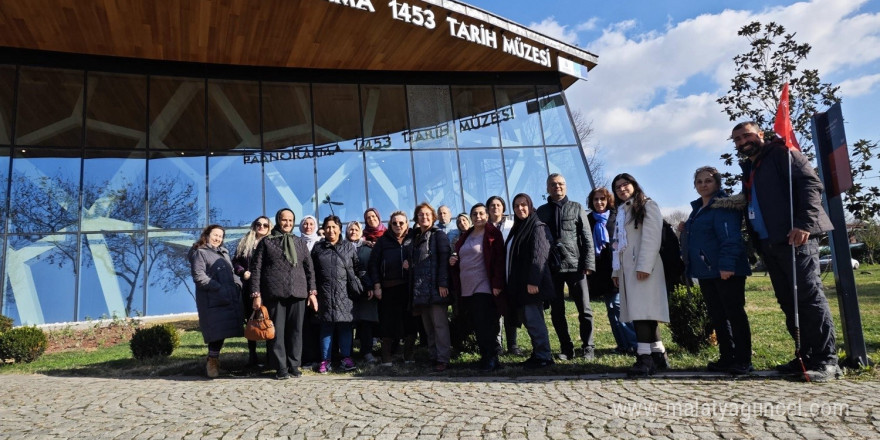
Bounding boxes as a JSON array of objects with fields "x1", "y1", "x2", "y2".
[{"x1": 300, "y1": 215, "x2": 320, "y2": 251}]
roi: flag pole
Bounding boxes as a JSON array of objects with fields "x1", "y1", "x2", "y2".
[{"x1": 778, "y1": 82, "x2": 809, "y2": 381}]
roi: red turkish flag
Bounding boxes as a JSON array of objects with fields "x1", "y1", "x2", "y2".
[{"x1": 774, "y1": 83, "x2": 801, "y2": 151}]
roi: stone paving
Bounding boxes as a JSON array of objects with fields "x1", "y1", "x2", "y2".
[{"x1": 1, "y1": 373, "x2": 879, "y2": 439}]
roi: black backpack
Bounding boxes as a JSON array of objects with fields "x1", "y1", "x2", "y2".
[{"x1": 659, "y1": 220, "x2": 684, "y2": 292}]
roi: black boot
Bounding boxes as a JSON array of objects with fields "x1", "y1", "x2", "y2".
[
  {"x1": 627, "y1": 354, "x2": 656, "y2": 377},
  {"x1": 651, "y1": 351, "x2": 668, "y2": 371}
]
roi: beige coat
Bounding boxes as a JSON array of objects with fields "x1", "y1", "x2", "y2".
[{"x1": 612, "y1": 199, "x2": 670, "y2": 323}]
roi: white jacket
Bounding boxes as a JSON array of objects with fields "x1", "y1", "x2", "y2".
[{"x1": 612, "y1": 199, "x2": 670, "y2": 323}]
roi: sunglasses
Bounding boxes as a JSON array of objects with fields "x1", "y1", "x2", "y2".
[{"x1": 255, "y1": 222, "x2": 269, "y2": 229}]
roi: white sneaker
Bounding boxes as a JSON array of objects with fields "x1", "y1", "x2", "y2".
[{"x1": 364, "y1": 353, "x2": 377, "y2": 363}]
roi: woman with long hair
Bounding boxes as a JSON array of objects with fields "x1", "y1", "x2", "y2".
[
  {"x1": 505, "y1": 193, "x2": 555, "y2": 369},
  {"x1": 449, "y1": 203, "x2": 507, "y2": 371},
  {"x1": 188, "y1": 225, "x2": 243, "y2": 378},
  {"x1": 347, "y1": 220, "x2": 379, "y2": 363},
  {"x1": 233, "y1": 216, "x2": 272, "y2": 368},
  {"x1": 586, "y1": 187, "x2": 637, "y2": 354},
  {"x1": 311, "y1": 215, "x2": 365, "y2": 373},
  {"x1": 408, "y1": 202, "x2": 452, "y2": 372},
  {"x1": 682, "y1": 166, "x2": 752, "y2": 375},
  {"x1": 368, "y1": 211, "x2": 418, "y2": 366},
  {"x1": 610, "y1": 173, "x2": 670, "y2": 377},
  {"x1": 250, "y1": 208, "x2": 317, "y2": 380}
]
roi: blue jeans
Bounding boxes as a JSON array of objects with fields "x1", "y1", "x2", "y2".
[
  {"x1": 605, "y1": 292, "x2": 637, "y2": 351},
  {"x1": 319, "y1": 321, "x2": 354, "y2": 360}
]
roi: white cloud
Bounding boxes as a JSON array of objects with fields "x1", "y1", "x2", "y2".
[
  {"x1": 559, "y1": 0, "x2": 880, "y2": 170},
  {"x1": 528, "y1": 17, "x2": 580, "y2": 45},
  {"x1": 839, "y1": 74, "x2": 880, "y2": 97}
]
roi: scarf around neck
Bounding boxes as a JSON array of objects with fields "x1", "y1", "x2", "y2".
[
  {"x1": 591, "y1": 211, "x2": 610, "y2": 256},
  {"x1": 270, "y1": 226, "x2": 298, "y2": 266}
]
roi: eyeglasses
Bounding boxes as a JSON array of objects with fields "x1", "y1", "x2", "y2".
[
  {"x1": 255, "y1": 222, "x2": 269, "y2": 229},
  {"x1": 392, "y1": 221, "x2": 407, "y2": 226}
]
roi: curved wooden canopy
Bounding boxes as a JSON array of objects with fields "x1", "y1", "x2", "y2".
[{"x1": 0, "y1": 0, "x2": 597, "y2": 87}]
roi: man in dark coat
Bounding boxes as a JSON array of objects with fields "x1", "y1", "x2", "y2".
[
  {"x1": 536, "y1": 173, "x2": 596, "y2": 360},
  {"x1": 733, "y1": 121, "x2": 839, "y2": 381}
]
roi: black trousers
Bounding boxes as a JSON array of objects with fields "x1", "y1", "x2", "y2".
[
  {"x1": 265, "y1": 296, "x2": 306, "y2": 372},
  {"x1": 378, "y1": 283, "x2": 419, "y2": 339},
  {"x1": 760, "y1": 239, "x2": 837, "y2": 367},
  {"x1": 550, "y1": 271, "x2": 595, "y2": 354},
  {"x1": 699, "y1": 276, "x2": 752, "y2": 364},
  {"x1": 462, "y1": 293, "x2": 501, "y2": 360}
]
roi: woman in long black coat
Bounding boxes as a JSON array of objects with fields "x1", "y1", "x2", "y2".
[
  {"x1": 311, "y1": 215, "x2": 365, "y2": 374},
  {"x1": 505, "y1": 193, "x2": 555, "y2": 369},
  {"x1": 188, "y1": 224, "x2": 243, "y2": 378}
]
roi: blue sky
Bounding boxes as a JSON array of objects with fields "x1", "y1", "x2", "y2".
[{"x1": 467, "y1": 0, "x2": 880, "y2": 215}]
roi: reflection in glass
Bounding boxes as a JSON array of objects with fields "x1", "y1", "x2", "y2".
[
  {"x1": 15, "y1": 67, "x2": 84, "y2": 147},
  {"x1": 0, "y1": 65, "x2": 15, "y2": 144},
  {"x1": 209, "y1": 153, "x2": 264, "y2": 226},
  {"x1": 0, "y1": 148, "x2": 8, "y2": 229},
  {"x1": 458, "y1": 149, "x2": 506, "y2": 211},
  {"x1": 504, "y1": 147, "x2": 549, "y2": 205},
  {"x1": 148, "y1": 152, "x2": 207, "y2": 229},
  {"x1": 452, "y1": 85, "x2": 500, "y2": 148},
  {"x1": 79, "y1": 233, "x2": 146, "y2": 319},
  {"x1": 313, "y1": 83, "x2": 360, "y2": 150},
  {"x1": 263, "y1": 82, "x2": 312, "y2": 150},
  {"x1": 316, "y1": 152, "x2": 367, "y2": 222},
  {"x1": 496, "y1": 85, "x2": 543, "y2": 147},
  {"x1": 150, "y1": 76, "x2": 206, "y2": 150},
  {"x1": 366, "y1": 151, "x2": 415, "y2": 221},
  {"x1": 82, "y1": 151, "x2": 147, "y2": 231},
  {"x1": 264, "y1": 156, "x2": 316, "y2": 220},
  {"x1": 9, "y1": 150, "x2": 81, "y2": 233},
  {"x1": 360, "y1": 84, "x2": 408, "y2": 150},
  {"x1": 407, "y1": 85, "x2": 455, "y2": 149},
  {"x1": 4, "y1": 234, "x2": 78, "y2": 325},
  {"x1": 208, "y1": 79, "x2": 260, "y2": 151},
  {"x1": 413, "y1": 150, "x2": 462, "y2": 212},
  {"x1": 546, "y1": 146, "x2": 592, "y2": 208},
  {"x1": 146, "y1": 231, "x2": 199, "y2": 316},
  {"x1": 538, "y1": 85, "x2": 577, "y2": 146},
  {"x1": 86, "y1": 72, "x2": 147, "y2": 148}
]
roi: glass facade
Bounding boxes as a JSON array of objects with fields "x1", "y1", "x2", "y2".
[{"x1": 0, "y1": 62, "x2": 592, "y2": 325}]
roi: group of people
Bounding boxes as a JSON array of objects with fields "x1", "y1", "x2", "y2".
[{"x1": 187, "y1": 121, "x2": 841, "y2": 382}]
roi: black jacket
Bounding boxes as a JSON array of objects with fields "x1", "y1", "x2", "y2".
[
  {"x1": 537, "y1": 198, "x2": 596, "y2": 273},
  {"x1": 586, "y1": 209, "x2": 617, "y2": 298},
  {"x1": 249, "y1": 235, "x2": 316, "y2": 299},
  {"x1": 408, "y1": 226, "x2": 451, "y2": 307},
  {"x1": 740, "y1": 138, "x2": 833, "y2": 246},
  {"x1": 368, "y1": 229, "x2": 412, "y2": 288},
  {"x1": 507, "y1": 220, "x2": 555, "y2": 306},
  {"x1": 311, "y1": 240, "x2": 363, "y2": 323}
]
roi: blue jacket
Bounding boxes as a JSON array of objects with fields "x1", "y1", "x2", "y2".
[{"x1": 683, "y1": 191, "x2": 751, "y2": 280}]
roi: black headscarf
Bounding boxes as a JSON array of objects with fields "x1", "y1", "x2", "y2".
[
  {"x1": 271, "y1": 208, "x2": 298, "y2": 266},
  {"x1": 506, "y1": 193, "x2": 538, "y2": 257}
]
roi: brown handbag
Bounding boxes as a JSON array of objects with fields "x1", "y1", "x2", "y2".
[{"x1": 244, "y1": 305, "x2": 275, "y2": 341}]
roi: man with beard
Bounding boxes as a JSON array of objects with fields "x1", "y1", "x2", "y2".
[{"x1": 732, "y1": 121, "x2": 839, "y2": 381}]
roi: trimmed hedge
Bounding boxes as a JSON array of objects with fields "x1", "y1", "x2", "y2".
[
  {"x1": 0, "y1": 326, "x2": 48, "y2": 363},
  {"x1": 129, "y1": 323, "x2": 180, "y2": 360},
  {"x1": 667, "y1": 283, "x2": 714, "y2": 353}
]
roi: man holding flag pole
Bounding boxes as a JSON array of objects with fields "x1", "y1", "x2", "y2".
[{"x1": 730, "y1": 83, "x2": 840, "y2": 382}]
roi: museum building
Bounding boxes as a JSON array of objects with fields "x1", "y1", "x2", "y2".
[{"x1": 0, "y1": 0, "x2": 597, "y2": 325}]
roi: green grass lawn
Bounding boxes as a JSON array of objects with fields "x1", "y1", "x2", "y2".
[{"x1": 3, "y1": 265, "x2": 879, "y2": 379}]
